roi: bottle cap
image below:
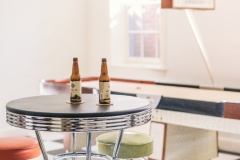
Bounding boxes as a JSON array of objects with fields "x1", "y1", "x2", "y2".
[
  {"x1": 102, "y1": 58, "x2": 107, "y2": 62},
  {"x1": 73, "y1": 57, "x2": 78, "y2": 61}
]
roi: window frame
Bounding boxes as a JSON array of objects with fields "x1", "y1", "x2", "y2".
[
  {"x1": 125, "y1": 1, "x2": 166, "y2": 70},
  {"x1": 109, "y1": 0, "x2": 167, "y2": 70}
]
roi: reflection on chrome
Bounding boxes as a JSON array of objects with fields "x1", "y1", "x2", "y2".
[{"x1": 6, "y1": 109, "x2": 151, "y2": 132}]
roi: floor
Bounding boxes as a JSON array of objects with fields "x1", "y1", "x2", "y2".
[{"x1": 27, "y1": 131, "x2": 240, "y2": 160}]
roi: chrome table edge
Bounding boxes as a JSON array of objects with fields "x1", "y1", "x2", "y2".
[{"x1": 6, "y1": 109, "x2": 152, "y2": 132}]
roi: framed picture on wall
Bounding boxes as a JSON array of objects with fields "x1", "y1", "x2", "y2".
[{"x1": 162, "y1": 0, "x2": 215, "y2": 10}]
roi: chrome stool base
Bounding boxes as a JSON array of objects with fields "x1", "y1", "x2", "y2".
[{"x1": 52, "y1": 152, "x2": 112, "y2": 160}]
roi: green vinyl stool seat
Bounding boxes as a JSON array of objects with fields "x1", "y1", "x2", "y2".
[{"x1": 96, "y1": 132, "x2": 153, "y2": 159}]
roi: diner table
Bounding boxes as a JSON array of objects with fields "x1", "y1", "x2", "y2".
[{"x1": 6, "y1": 94, "x2": 152, "y2": 160}]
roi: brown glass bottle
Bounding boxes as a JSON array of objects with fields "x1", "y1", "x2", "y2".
[
  {"x1": 99, "y1": 58, "x2": 111, "y2": 104},
  {"x1": 70, "y1": 57, "x2": 81, "y2": 102}
]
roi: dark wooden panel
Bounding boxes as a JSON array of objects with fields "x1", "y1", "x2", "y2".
[{"x1": 156, "y1": 96, "x2": 224, "y2": 117}]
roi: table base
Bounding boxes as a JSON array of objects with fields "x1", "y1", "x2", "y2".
[{"x1": 35, "y1": 130, "x2": 124, "y2": 160}]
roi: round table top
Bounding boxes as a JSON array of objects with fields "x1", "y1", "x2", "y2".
[{"x1": 6, "y1": 94, "x2": 151, "y2": 118}]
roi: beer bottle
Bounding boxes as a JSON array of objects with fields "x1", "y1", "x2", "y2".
[
  {"x1": 70, "y1": 57, "x2": 81, "y2": 102},
  {"x1": 99, "y1": 58, "x2": 111, "y2": 104}
]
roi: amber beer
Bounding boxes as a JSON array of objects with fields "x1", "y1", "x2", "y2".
[
  {"x1": 70, "y1": 57, "x2": 81, "y2": 102},
  {"x1": 99, "y1": 58, "x2": 111, "y2": 104}
]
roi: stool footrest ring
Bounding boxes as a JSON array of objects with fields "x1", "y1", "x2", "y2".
[{"x1": 52, "y1": 152, "x2": 112, "y2": 160}]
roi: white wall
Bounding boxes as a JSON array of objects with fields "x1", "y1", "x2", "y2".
[
  {"x1": 193, "y1": 0, "x2": 240, "y2": 87},
  {"x1": 0, "y1": 0, "x2": 87, "y2": 130},
  {"x1": 1, "y1": 0, "x2": 240, "y2": 131},
  {"x1": 86, "y1": 0, "x2": 240, "y2": 88},
  {"x1": 85, "y1": 0, "x2": 111, "y2": 75}
]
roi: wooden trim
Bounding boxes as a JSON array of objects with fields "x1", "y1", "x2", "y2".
[
  {"x1": 162, "y1": 123, "x2": 167, "y2": 160},
  {"x1": 161, "y1": 0, "x2": 173, "y2": 8},
  {"x1": 224, "y1": 87, "x2": 240, "y2": 92},
  {"x1": 224, "y1": 102, "x2": 240, "y2": 120},
  {"x1": 216, "y1": 131, "x2": 219, "y2": 152},
  {"x1": 157, "y1": 82, "x2": 199, "y2": 89},
  {"x1": 82, "y1": 77, "x2": 99, "y2": 82},
  {"x1": 149, "y1": 121, "x2": 167, "y2": 160},
  {"x1": 45, "y1": 79, "x2": 69, "y2": 84},
  {"x1": 44, "y1": 77, "x2": 240, "y2": 94},
  {"x1": 45, "y1": 77, "x2": 99, "y2": 84},
  {"x1": 45, "y1": 77, "x2": 156, "y2": 84},
  {"x1": 111, "y1": 78, "x2": 156, "y2": 84}
]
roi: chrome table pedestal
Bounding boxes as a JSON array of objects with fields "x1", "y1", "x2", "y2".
[{"x1": 6, "y1": 94, "x2": 152, "y2": 160}]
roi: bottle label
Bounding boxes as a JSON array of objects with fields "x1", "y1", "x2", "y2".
[
  {"x1": 99, "y1": 82, "x2": 110, "y2": 100},
  {"x1": 70, "y1": 81, "x2": 81, "y2": 99}
]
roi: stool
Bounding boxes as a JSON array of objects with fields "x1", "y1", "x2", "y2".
[
  {"x1": 0, "y1": 137, "x2": 41, "y2": 160},
  {"x1": 96, "y1": 132, "x2": 153, "y2": 159}
]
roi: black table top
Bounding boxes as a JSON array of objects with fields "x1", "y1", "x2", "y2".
[{"x1": 6, "y1": 94, "x2": 151, "y2": 118}]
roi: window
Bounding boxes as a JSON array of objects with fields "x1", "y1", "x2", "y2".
[
  {"x1": 109, "y1": 0, "x2": 166, "y2": 70},
  {"x1": 128, "y1": 0, "x2": 160, "y2": 59}
]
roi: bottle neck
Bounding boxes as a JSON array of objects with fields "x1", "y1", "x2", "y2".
[
  {"x1": 72, "y1": 61, "x2": 79, "y2": 74},
  {"x1": 101, "y1": 62, "x2": 108, "y2": 75}
]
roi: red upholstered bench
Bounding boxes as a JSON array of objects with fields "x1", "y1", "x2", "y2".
[{"x1": 0, "y1": 137, "x2": 41, "y2": 160}]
